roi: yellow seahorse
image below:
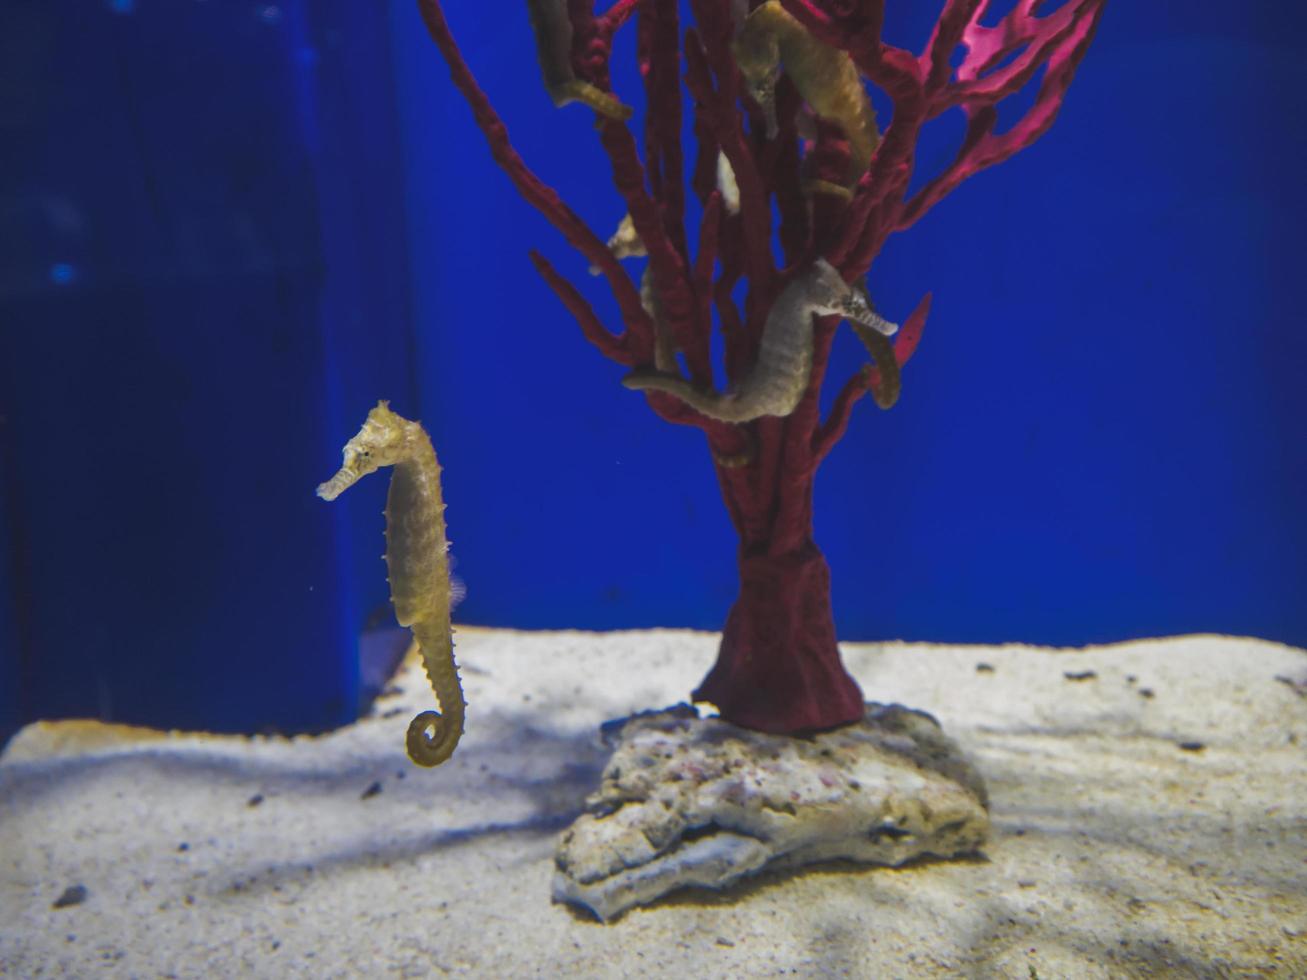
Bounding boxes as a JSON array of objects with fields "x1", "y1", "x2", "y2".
[
  {"x1": 316, "y1": 401, "x2": 464, "y2": 768},
  {"x1": 731, "y1": 0, "x2": 878, "y2": 194},
  {"x1": 527, "y1": 0, "x2": 633, "y2": 120}
]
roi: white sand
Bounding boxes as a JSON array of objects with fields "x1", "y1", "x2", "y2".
[{"x1": 1, "y1": 630, "x2": 1304, "y2": 978}]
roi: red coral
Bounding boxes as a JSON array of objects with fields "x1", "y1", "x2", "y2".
[{"x1": 415, "y1": 0, "x2": 1105, "y2": 733}]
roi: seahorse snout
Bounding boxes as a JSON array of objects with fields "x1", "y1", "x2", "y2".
[{"x1": 315, "y1": 465, "x2": 360, "y2": 501}]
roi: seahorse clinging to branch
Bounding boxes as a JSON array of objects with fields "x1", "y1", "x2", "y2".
[
  {"x1": 622, "y1": 259, "x2": 897, "y2": 423},
  {"x1": 317, "y1": 401, "x2": 464, "y2": 768},
  {"x1": 527, "y1": 0, "x2": 632, "y2": 120},
  {"x1": 731, "y1": 0, "x2": 878, "y2": 193}
]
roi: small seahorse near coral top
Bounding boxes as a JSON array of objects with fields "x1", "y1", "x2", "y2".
[
  {"x1": 527, "y1": 0, "x2": 632, "y2": 120},
  {"x1": 732, "y1": 0, "x2": 878, "y2": 194},
  {"x1": 622, "y1": 259, "x2": 897, "y2": 423},
  {"x1": 317, "y1": 401, "x2": 464, "y2": 767}
]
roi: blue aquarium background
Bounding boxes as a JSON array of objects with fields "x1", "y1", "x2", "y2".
[{"x1": 2, "y1": 1, "x2": 1303, "y2": 745}]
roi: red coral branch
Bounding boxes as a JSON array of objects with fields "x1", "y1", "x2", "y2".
[
  {"x1": 528, "y1": 251, "x2": 628, "y2": 363},
  {"x1": 637, "y1": 2, "x2": 712, "y2": 379},
  {"x1": 639, "y1": 2, "x2": 686, "y2": 256},
  {"x1": 596, "y1": 0, "x2": 642, "y2": 35},
  {"x1": 692, "y1": 191, "x2": 724, "y2": 376},
  {"x1": 594, "y1": 119, "x2": 702, "y2": 370},
  {"x1": 683, "y1": 19, "x2": 774, "y2": 305},
  {"x1": 414, "y1": 0, "x2": 652, "y2": 357}
]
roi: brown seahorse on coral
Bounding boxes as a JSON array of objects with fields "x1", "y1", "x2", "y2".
[
  {"x1": 527, "y1": 0, "x2": 632, "y2": 120},
  {"x1": 317, "y1": 401, "x2": 464, "y2": 768},
  {"x1": 731, "y1": 0, "x2": 878, "y2": 195},
  {"x1": 622, "y1": 258, "x2": 897, "y2": 423}
]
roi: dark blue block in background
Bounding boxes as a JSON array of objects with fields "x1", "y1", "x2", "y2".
[{"x1": 0, "y1": 0, "x2": 414, "y2": 743}]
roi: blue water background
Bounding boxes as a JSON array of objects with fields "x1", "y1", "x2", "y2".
[{"x1": 1, "y1": 2, "x2": 1303, "y2": 741}]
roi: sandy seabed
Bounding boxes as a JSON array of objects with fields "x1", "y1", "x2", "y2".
[{"x1": 1, "y1": 629, "x2": 1304, "y2": 979}]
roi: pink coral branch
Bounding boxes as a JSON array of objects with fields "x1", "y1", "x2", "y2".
[
  {"x1": 597, "y1": 0, "x2": 643, "y2": 35},
  {"x1": 898, "y1": 0, "x2": 1106, "y2": 230},
  {"x1": 961, "y1": 0, "x2": 1045, "y2": 78},
  {"x1": 415, "y1": 0, "x2": 652, "y2": 356},
  {"x1": 812, "y1": 292, "x2": 932, "y2": 462},
  {"x1": 922, "y1": 0, "x2": 986, "y2": 93},
  {"x1": 941, "y1": 0, "x2": 1102, "y2": 113}
]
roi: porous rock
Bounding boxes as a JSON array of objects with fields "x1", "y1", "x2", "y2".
[{"x1": 553, "y1": 703, "x2": 989, "y2": 921}]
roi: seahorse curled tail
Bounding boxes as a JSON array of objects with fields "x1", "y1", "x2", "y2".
[{"x1": 406, "y1": 622, "x2": 465, "y2": 767}]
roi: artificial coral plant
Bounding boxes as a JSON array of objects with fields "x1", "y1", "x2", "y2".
[{"x1": 416, "y1": 0, "x2": 1106, "y2": 735}]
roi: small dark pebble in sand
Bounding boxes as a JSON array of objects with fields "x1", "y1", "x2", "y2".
[
  {"x1": 1178, "y1": 741, "x2": 1206, "y2": 752},
  {"x1": 52, "y1": 885, "x2": 87, "y2": 909},
  {"x1": 177, "y1": 842, "x2": 189, "y2": 852},
  {"x1": 715, "y1": 937, "x2": 736, "y2": 947},
  {"x1": 1275, "y1": 675, "x2": 1307, "y2": 698},
  {"x1": 361, "y1": 781, "x2": 383, "y2": 800},
  {"x1": 1064, "y1": 670, "x2": 1097, "y2": 681},
  {"x1": 1139, "y1": 688, "x2": 1155, "y2": 699},
  {"x1": 378, "y1": 685, "x2": 404, "y2": 699},
  {"x1": 975, "y1": 663, "x2": 995, "y2": 673},
  {"x1": 247, "y1": 794, "x2": 264, "y2": 808},
  {"x1": 381, "y1": 708, "x2": 404, "y2": 719}
]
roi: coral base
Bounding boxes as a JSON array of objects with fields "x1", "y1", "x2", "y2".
[
  {"x1": 553, "y1": 702, "x2": 990, "y2": 922},
  {"x1": 694, "y1": 541, "x2": 865, "y2": 733}
]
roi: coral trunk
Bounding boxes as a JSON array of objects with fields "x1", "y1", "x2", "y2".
[{"x1": 694, "y1": 539, "x2": 864, "y2": 733}]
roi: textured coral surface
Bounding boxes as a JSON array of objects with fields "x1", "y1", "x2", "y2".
[{"x1": 554, "y1": 702, "x2": 990, "y2": 921}]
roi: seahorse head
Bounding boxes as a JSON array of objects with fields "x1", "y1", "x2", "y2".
[
  {"x1": 804, "y1": 259, "x2": 855, "y2": 313},
  {"x1": 731, "y1": 20, "x2": 781, "y2": 139},
  {"x1": 806, "y1": 259, "x2": 897, "y2": 337},
  {"x1": 316, "y1": 400, "x2": 412, "y2": 501}
]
